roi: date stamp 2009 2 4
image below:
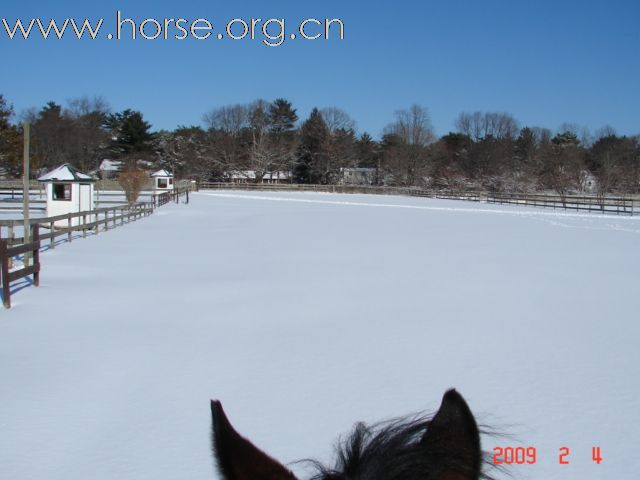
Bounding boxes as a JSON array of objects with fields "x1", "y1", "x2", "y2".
[{"x1": 492, "y1": 446, "x2": 603, "y2": 465}]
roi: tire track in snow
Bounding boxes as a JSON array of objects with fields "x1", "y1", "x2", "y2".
[{"x1": 200, "y1": 192, "x2": 640, "y2": 230}]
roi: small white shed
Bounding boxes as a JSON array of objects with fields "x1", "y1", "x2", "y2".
[
  {"x1": 38, "y1": 164, "x2": 96, "y2": 227},
  {"x1": 151, "y1": 169, "x2": 174, "y2": 192}
]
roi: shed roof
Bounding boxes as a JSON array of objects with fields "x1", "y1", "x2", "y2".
[
  {"x1": 151, "y1": 169, "x2": 173, "y2": 178},
  {"x1": 38, "y1": 164, "x2": 96, "y2": 183},
  {"x1": 99, "y1": 159, "x2": 123, "y2": 171}
]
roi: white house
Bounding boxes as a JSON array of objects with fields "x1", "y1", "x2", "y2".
[
  {"x1": 97, "y1": 159, "x2": 123, "y2": 179},
  {"x1": 223, "y1": 170, "x2": 291, "y2": 184},
  {"x1": 580, "y1": 170, "x2": 598, "y2": 194},
  {"x1": 151, "y1": 169, "x2": 174, "y2": 192},
  {"x1": 37, "y1": 164, "x2": 96, "y2": 227},
  {"x1": 339, "y1": 167, "x2": 377, "y2": 185}
]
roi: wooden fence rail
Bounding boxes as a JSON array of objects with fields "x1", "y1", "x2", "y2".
[
  {"x1": 0, "y1": 185, "x2": 192, "y2": 308},
  {"x1": 0, "y1": 187, "x2": 45, "y2": 199},
  {"x1": 0, "y1": 203, "x2": 155, "y2": 247},
  {"x1": 0, "y1": 204, "x2": 153, "y2": 308},
  {"x1": 197, "y1": 182, "x2": 480, "y2": 198},
  {"x1": 197, "y1": 182, "x2": 636, "y2": 215},
  {"x1": 1, "y1": 224, "x2": 40, "y2": 308},
  {"x1": 486, "y1": 192, "x2": 634, "y2": 214},
  {"x1": 152, "y1": 185, "x2": 190, "y2": 207}
]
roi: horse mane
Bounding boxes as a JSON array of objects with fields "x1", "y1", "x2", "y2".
[
  {"x1": 305, "y1": 413, "x2": 499, "y2": 480},
  {"x1": 210, "y1": 389, "x2": 501, "y2": 480}
]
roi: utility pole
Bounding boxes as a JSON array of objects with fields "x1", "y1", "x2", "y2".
[{"x1": 23, "y1": 123, "x2": 31, "y2": 266}]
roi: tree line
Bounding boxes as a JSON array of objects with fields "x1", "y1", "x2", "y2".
[{"x1": 0, "y1": 93, "x2": 638, "y2": 195}]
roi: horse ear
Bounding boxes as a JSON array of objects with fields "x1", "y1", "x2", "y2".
[
  {"x1": 210, "y1": 400, "x2": 298, "y2": 480},
  {"x1": 420, "y1": 389, "x2": 482, "y2": 480}
]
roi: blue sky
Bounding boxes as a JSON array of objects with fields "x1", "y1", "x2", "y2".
[{"x1": 1, "y1": 0, "x2": 638, "y2": 137}]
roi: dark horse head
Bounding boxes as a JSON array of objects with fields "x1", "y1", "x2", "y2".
[{"x1": 210, "y1": 389, "x2": 487, "y2": 480}]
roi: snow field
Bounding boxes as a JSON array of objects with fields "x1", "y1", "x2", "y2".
[{"x1": 1, "y1": 190, "x2": 639, "y2": 480}]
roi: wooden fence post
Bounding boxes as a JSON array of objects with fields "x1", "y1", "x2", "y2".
[
  {"x1": 8, "y1": 224, "x2": 14, "y2": 269},
  {"x1": 50, "y1": 221, "x2": 55, "y2": 248},
  {"x1": 1, "y1": 239, "x2": 10, "y2": 308},
  {"x1": 32, "y1": 224, "x2": 40, "y2": 287}
]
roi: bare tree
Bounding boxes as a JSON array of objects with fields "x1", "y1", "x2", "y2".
[
  {"x1": 455, "y1": 111, "x2": 519, "y2": 141},
  {"x1": 64, "y1": 96, "x2": 111, "y2": 172},
  {"x1": 17, "y1": 98, "x2": 110, "y2": 174},
  {"x1": 531, "y1": 127, "x2": 552, "y2": 145},
  {"x1": 318, "y1": 108, "x2": 357, "y2": 177},
  {"x1": 66, "y1": 96, "x2": 110, "y2": 118},
  {"x1": 320, "y1": 107, "x2": 356, "y2": 134},
  {"x1": 381, "y1": 105, "x2": 435, "y2": 185},
  {"x1": 247, "y1": 99, "x2": 278, "y2": 182},
  {"x1": 203, "y1": 104, "x2": 250, "y2": 136},
  {"x1": 594, "y1": 125, "x2": 617, "y2": 141},
  {"x1": 558, "y1": 122, "x2": 592, "y2": 147},
  {"x1": 387, "y1": 104, "x2": 436, "y2": 146},
  {"x1": 538, "y1": 131, "x2": 585, "y2": 201},
  {"x1": 203, "y1": 104, "x2": 251, "y2": 175}
]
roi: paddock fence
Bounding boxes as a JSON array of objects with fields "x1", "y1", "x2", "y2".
[
  {"x1": 196, "y1": 182, "x2": 636, "y2": 215},
  {"x1": 486, "y1": 192, "x2": 634, "y2": 215},
  {"x1": 0, "y1": 185, "x2": 46, "y2": 213},
  {"x1": 0, "y1": 225, "x2": 40, "y2": 309},
  {"x1": 0, "y1": 184, "x2": 192, "y2": 309},
  {"x1": 0, "y1": 180, "x2": 192, "y2": 209}
]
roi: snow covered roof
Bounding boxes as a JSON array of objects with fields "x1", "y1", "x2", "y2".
[
  {"x1": 263, "y1": 171, "x2": 291, "y2": 180},
  {"x1": 99, "y1": 159, "x2": 123, "y2": 171},
  {"x1": 38, "y1": 164, "x2": 96, "y2": 183},
  {"x1": 151, "y1": 169, "x2": 173, "y2": 178},
  {"x1": 340, "y1": 167, "x2": 376, "y2": 173},
  {"x1": 224, "y1": 170, "x2": 291, "y2": 180}
]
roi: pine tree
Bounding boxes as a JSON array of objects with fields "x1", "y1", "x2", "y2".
[
  {"x1": 107, "y1": 109, "x2": 155, "y2": 160},
  {"x1": 0, "y1": 95, "x2": 14, "y2": 131},
  {"x1": 355, "y1": 133, "x2": 379, "y2": 168},
  {"x1": 31, "y1": 101, "x2": 67, "y2": 170},
  {"x1": 295, "y1": 108, "x2": 328, "y2": 183},
  {"x1": 268, "y1": 99, "x2": 299, "y2": 180},
  {"x1": 538, "y1": 131, "x2": 585, "y2": 199},
  {"x1": 269, "y1": 98, "x2": 297, "y2": 135},
  {"x1": 0, "y1": 95, "x2": 21, "y2": 177}
]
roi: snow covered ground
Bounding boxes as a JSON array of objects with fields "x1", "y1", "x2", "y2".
[{"x1": 1, "y1": 190, "x2": 639, "y2": 480}]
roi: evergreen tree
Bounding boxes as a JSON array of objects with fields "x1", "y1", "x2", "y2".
[
  {"x1": 326, "y1": 127, "x2": 357, "y2": 181},
  {"x1": 42, "y1": 101, "x2": 62, "y2": 117},
  {"x1": 538, "y1": 131, "x2": 585, "y2": 198},
  {"x1": 30, "y1": 101, "x2": 69, "y2": 171},
  {"x1": 429, "y1": 133, "x2": 472, "y2": 189},
  {"x1": 269, "y1": 99, "x2": 299, "y2": 180},
  {"x1": 587, "y1": 134, "x2": 638, "y2": 194},
  {"x1": 0, "y1": 95, "x2": 22, "y2": 177},
  {"x1": 515, "y1": 127, "x2": 537, "y2": 165},
  {"x1": 295, "y1": 108, "x2": 328, "y2": 183},
  {"x1": 107, "y1": 109, "x2": 155, "y2": 159},
  {"x1": 355, "y1": 133, "x2": 379, "y2": 169},
  {"x1": 269, "y1": 98, "x2": 298, "y2": 135},
  {"x1": 0, "y1": 95, "x2": 12, "y2": 131}
]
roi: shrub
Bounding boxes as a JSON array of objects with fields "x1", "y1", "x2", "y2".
[{"x1": 118, "y1": 169, "x2": 148, "y2": 204}]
